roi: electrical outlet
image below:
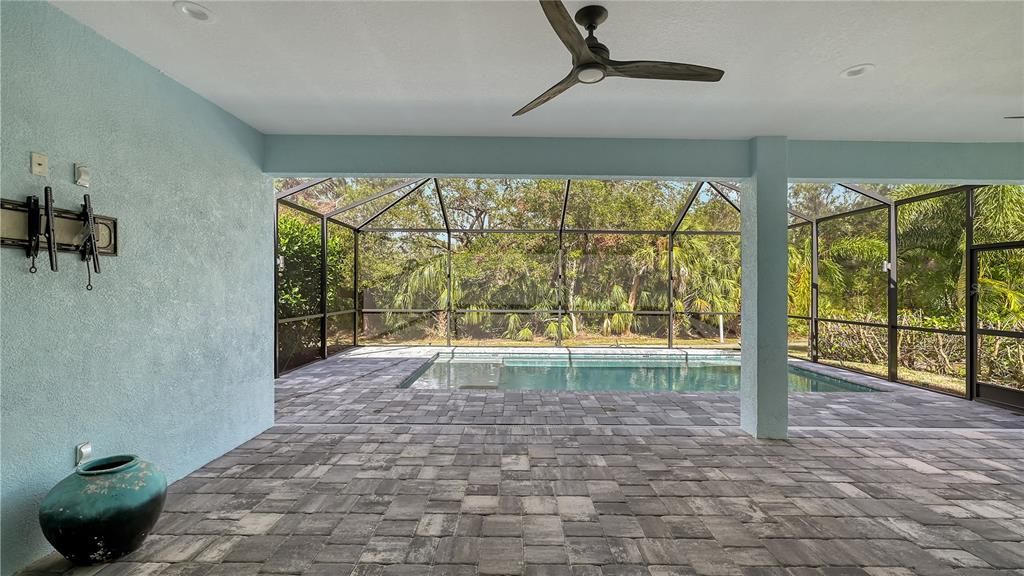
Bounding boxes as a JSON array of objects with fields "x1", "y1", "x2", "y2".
[
  {"x1": 74, "y1": 164, "x2": 90, "y2": 188},
  {"x1": 75, "y1": 442, "x2": 92, "y2": 467},
  {"x1": 31, "y1": 152, "x2": 48, "y2": 177}
]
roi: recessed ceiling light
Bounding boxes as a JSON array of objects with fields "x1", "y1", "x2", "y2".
[
  {"x1": 840, "y1": 63, "x2": 875, "y2": 79},
  {"x1": 173, "y1": 1, "x2": 214, "y2": 22}
]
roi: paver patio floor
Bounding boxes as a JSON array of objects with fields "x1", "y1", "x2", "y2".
[{"x1": 23, "y1": 348, "x2": 1024, "y2": 576}]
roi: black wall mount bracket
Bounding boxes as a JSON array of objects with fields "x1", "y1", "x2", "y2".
[{"x1": 1, "y1": 196, "x2": 117, "y2": 258}]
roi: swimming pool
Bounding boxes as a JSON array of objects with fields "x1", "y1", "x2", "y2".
[{"x1": 404, "y1": 352, "x2": 877, "y2": 393}]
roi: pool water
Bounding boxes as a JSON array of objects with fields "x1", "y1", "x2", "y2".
[{"x1": 405, "y1": 353, "x2": 876, "y2": 393}]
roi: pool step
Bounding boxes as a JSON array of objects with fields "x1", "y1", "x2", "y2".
[{"x1": 457, "y1": 383, "x2": 498, "y2": 390}]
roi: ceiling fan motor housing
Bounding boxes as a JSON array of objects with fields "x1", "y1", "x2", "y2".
[{"x1": 586, "y1": 38, "x2": 610, "y2": 59}]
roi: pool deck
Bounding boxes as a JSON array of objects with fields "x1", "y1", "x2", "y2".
[
  {"x1": 275, "y1": 347, "x2": 1020, "y2": 430},
  {"x1": 23, "y1": 347, "x2": 1024, "y2": 576}
]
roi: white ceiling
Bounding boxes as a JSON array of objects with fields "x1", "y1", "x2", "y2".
[{"x1": 54, "y1": 1, "x2": 1024, "y2": 142}]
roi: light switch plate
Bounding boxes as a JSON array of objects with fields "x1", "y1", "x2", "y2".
[
  {"x1": 31, "y1": 152, "x2": 48, "y2": 177},
  {"x1": 74, "y1": 164, "x2": 90, "y2": 187}
]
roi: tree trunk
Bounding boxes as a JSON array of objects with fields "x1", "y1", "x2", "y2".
[
  {"x1": 435, "y1": 311, "x2": 448, "y2": 341},
  {"x1": 628, "y1": 273, "x2": 642, "y2": 311},
  {"x1": 988, "y1": 338, "x2": 1002, "y2": 380},
  {"x1": 566, "y1": 260, "x2": 579, "y2": 335},
  {"x1": 936, "y1": 333, "x2": 953, "y2": 374}
]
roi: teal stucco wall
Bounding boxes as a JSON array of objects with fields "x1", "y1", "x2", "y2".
[{"x1": 0, "y1": 3, "x2": 274, "y2": 573}]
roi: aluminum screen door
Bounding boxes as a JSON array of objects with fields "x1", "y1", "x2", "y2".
[{"x1": 970, "y1": 241, "x2": 1024, "y2": 410}]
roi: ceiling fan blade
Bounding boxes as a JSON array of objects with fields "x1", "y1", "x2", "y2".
[
  {"x1": 540, "y1": 0, "x2": 593, "y2": 64},
  {"x1": 604, "y1": 59, "x2": 724, "y2": 82},
  {"x1": 513, "y1": 72, "x2": 579, "y2": 116}
]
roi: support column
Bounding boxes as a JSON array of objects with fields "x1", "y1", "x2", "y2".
[{"x1": 740, "y1": 136, "x2": 789, "y2": 439}]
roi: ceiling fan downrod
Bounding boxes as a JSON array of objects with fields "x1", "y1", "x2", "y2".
[{"x1": 575, "y1": 5, "x2": 610, "y2": 58}]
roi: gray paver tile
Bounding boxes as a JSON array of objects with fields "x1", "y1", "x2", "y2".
[
  {"x1": 599, "y1": 516, "x2": 645, "y2": 538},
  {"x1": 479, "y1": 537, "x2": 524, "y2": 575},
  {"x1": 557, "y1": 497, "x2": 598, "y2": 522},
  {"x1": 566, "y1": 537, "x2": 615, "y2": 565},
  {"x1": 33, "y1": 350, "x2": 1024, "y2": 576},
  {"x1": 359, "y1": 537, "x2": 412, "y2": 564}
]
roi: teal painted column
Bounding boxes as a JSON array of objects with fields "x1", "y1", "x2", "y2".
[{"x1": 740, "y1": 136, "x2": 789, "y2": 439}]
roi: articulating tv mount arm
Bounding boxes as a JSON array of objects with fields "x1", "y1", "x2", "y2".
[{"x1": 80, "y1": 194, "x2": 100, "y2": 290}]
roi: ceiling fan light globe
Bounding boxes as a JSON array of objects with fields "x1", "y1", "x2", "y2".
[{"x1": 576, "y1": 65, "x2": 606, "y2": 84}]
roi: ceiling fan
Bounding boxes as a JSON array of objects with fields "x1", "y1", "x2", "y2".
[{"x1": 513, "y1": 0, "x2": 724, "y2": 116}]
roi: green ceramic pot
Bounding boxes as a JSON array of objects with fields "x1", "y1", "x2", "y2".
[{"x1": 38, "y1": 454, "x2": 166, "y2": 565}]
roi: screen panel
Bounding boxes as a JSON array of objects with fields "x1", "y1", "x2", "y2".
[
  {"x1": 675, "y1": 313, "x2": 740, "y2": 348},
  {"x1": 451, "y1": 233, "x2": 559, "y2": 311},
  {"x1": 818, "y1": 320, "x2": 888, "y2": 378},
  {"x1": 817, "y1": 208, "x2": 887, "y2": 322},
  {"x1": 275, "y1": 177, "x2": 418, "y2": 218},
  {"x1": 672, "y1": 233, "x2": 740, "y2": 315},
  {"x1": 327, "y1": 221, "x2": 355, "y2": 312},
  {"x1": 788, "y1": 223, "x2": 812, "y2": 318},
  {"x1": 896, "y1": 192, "x2": 966, "y2": 330},
  {"x1": 359, "y1": 312, "x2": 447, "y2": 345},
  {"x1": 974, "y1": 185, "x2": 1024, "y2": 245},
  {"x1": 564, "y1": 233, "x2": 670, "y2": 313},
  {"x1": 327, "y1": 313, "x2": 356, "y2": 354},
  {"x1": 865, "y1": 183, "x2": 961, "y2": 202},
  {"x1": 277, "y1": 204, "x2": 323, "y2": 319},
  {"x1": 787, "y1": 318, "x2": 810, "y2": 359},
  {"x1": 566, "y1": 180, "x2": 693, "y2": 231},
  {"x1": 359, "y1": 231, "x2": 448, "y2": 310},
  {"x1": 439, "y1": 178, "x2": 564, "y2": 230},
  {"x1": 274, "y1": 178, "x2": 335, "y2": 213},
  {"x1": 788, "y1": 183, "x2": 881, "y2": 219},
  {"x1": 563, "y1": 312, "x2": 669, "y2": 347},
  {"x1": 977, "y1": 335, "x2": 1024, "y2": 392},
  {"x1": 369, "y1": 179, "x2": 445, "y2": 230},
  {"x1": 896, "y1": 328, "x2": 966, "y2": 396},
  {"x1": 452, "y1": 310, "x2": 557, "y2": 347},
  {"x1": 678, "y1": 184, "x2": 740, "y2": 232},
  {"x1": 976, "y1": 247, "x2": 1024, "y2": 333},
  {"x1": 278, "y1": 318, "x2": 321, "y2": 373}
]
